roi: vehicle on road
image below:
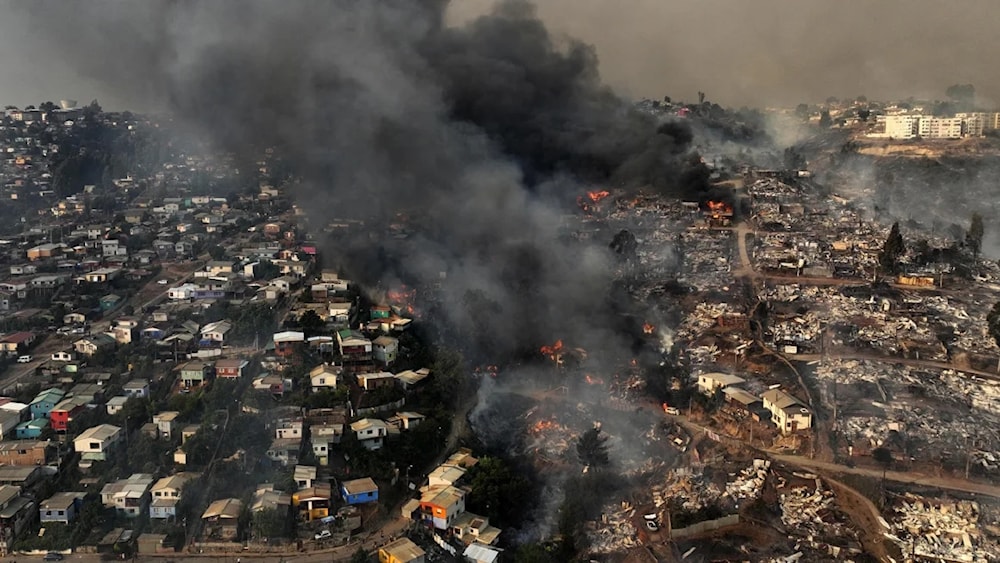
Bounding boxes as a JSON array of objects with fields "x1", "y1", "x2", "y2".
[
  {"x1": 157, "y1": 279, "x2": 169, "y2": 285},
  {"x1": 44, "y1": 553, "x2": 65, "y2": 561},
  {"x1": 16, "y1": 355, "x2": 32, "y2": 363},
  {"x1": 314, "y1": 529, "x2": 331, "y2": 541},
  {"x1": 664, "y1": 406, "x2": 680, "y2": 415}
]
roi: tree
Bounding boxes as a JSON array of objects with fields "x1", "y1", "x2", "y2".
[
  {"x1": 576, "y1": 426, "x2": 610, "y2": 468},
  {"x1": 966, "y1": 213, "x2": 984, "y2": 260},
  {"x1": 39, "y1": 101, "x2": 58, "y2": 113},
  {"x1": 858, "y1": 108, "x2": 871, "y2": 122},
  {"x1": 987, "y1": 302, "x2": 1000, "y2": 371},
  {"x1": 350, "y1": 547, "x2": 374, "y2": 563},
  {"x1": 795, "y1": 103, "x2": 810, "y2": 118},
  {"x1": 252, "y1": 507, "x2": 289, "y2": 540},
  {"x1": 945, "y1": 84, "x2": 976, "y2": 105},
  {"x1": 207, "y1": 244, "x2": 227, "y2": 261},
  {"x1": 819, "y1": 110, "x2": 832, "y2": 128},
  {"x1": 298, "y1": 309, "x2": 325, "y2": 336},
  {"x1": 878, "y1": 222, "x2": 905, "y2": 274},
  {"x1": 465, "y1": 456, "x2": 531, "y2": 528},
  {"x1": 515, "y1": 543, "x2": 558, "y2": 563}
]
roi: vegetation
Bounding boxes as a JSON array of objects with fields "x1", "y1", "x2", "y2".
[
  {"x1": 966, "y1": 212, "x2": 984, "y2": 260},
  {"x1": 464, "y1": 456, "x2": 531, "y2": 529}
]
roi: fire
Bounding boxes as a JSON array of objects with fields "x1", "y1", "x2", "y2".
[
  {"x1": 643, "y1": 322, "x2": 656, "y2": 335},
  {"x1": 662, "y1": 403, "x2": 669, "y2": 413},
  {"x1": 387, "y1": 285, "x2": 418, "y2": 317},
  {"x1": 587, "y1": 190, "x2": 611, "y2": 203},
  {"x1": 705, "y1": 200, "x2": 733, "y2": 215},
  {"x1": 531, "y1": 419, "x2": 562, "y2": 434},
  {"x1": 540, "y1": 340, "x2": 564, "y2": 363},
  {"x1": 577, "y1": 190, "x2": 611, "y2": 214},
  {"x1": 584, "y1": 374, "x2": 605, "y2": 385}
]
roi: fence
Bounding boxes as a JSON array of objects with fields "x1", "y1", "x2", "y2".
[{"x1": 670, "y1": 514, "x2": 740, "y2": 539}]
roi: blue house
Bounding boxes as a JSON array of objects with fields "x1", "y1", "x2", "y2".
[
  {"x1": 29, "y1": 388, "x2": 66, "y2": 420},
  {"x1": 40, "y1": 492, "x2": 85, "y2": 524},
  {"x1": 99, "y1": 294, "x2": 122, "y2": 312},
  {"x1": 340, "y1": 477, "x2": 379, "y2": 505},
  {"x1": 15, "y1": 418, "x2": 49, "y2": 439}
]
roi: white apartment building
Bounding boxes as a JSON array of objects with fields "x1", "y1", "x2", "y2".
[
  {"x1": 918, "y1": 117, "x2": 963, "y2": 139},
  {"x1": 956, "y1": 112, "x2": 987, "y2": 137},
  {"x1": 884, "y1": 115, "x2": 920, "y2": 139}
]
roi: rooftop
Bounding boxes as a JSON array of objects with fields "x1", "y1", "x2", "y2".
[{"x1": 341, "y1": 477, "x2": 378, "y2": 495}]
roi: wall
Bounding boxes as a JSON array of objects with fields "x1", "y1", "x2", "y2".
[{"x1": 670, "y1": 514, "x2": 740, "y2": 539}]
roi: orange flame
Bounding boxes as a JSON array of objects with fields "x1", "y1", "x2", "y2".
[
  {"x1": 531, "y1": 419, "x2": 562, "y2": 433},
  {"x1": 540, "y1": 340, "x2": 564, "y2": 363},
  {"x1": 643, "y1": 322, "x2": 656, "y2": 335},
  {"x1": 705, "y1": 200, "x2": 733, "y2": 215},
  {"x1": 662, "y1": 403, "x2": 670, "y2": 413},
  {"x1": 587, "y1": 190, "x2": 611, "y2": 203},
  {"x1": 584, "y1": 374, "x2": 605, "y2": 385}
]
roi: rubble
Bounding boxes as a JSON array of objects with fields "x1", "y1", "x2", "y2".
[{"x1": 887, "y1": 493, "x2": 1000, "y2": 562}]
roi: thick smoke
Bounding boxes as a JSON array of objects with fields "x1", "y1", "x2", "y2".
[{"x1": 20, "y1": 0, "x2": 706, "y2": 360}]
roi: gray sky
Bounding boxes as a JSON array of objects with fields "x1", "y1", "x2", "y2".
[{"x1": 1, "y1": 0, "x2": 997, "y2": 110}]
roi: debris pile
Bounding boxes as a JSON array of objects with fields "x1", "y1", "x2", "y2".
[
  {"x1": 888, "y1": 493, "x2": 1000, "y2": 562},
  {"x1": 583, "y1": 500, "x2": 640, "y2": 554}
]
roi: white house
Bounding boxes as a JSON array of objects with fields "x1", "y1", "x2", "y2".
[
  {"x1": 74, "y1": 424, "x2": 122, "y2": 461},
  {"x1": 310, "y1": 364, "x2": 341, "y2": 392},
  {"x1": 761, "y1": 389, "x2": 812, "y2": 434},
  {"x1": 350, "y1": 418, "x2": 389, "y2": 451},
  {"x1": 101, "y1": 473, "x2": 154, "y2": 517},
  {"x1": 106, "y1": 396, "x2": 128, "y2": 416},
  {"x1": 696, "y1": 372, "x2": 745, "y2": 395},
  {"x1": 168, "y1": 283, "x2": 198, "y2": 300},
  {"x1": 200, "y1": 320, "x2": 232, "y2": 344}
]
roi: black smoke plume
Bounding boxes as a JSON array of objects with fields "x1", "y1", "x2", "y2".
[{"x1": 21, "y1": 0, "x2": 707, "y2": 361}]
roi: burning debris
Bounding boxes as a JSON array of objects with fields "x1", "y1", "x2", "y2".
[
  {"x1": 577, "y1": 189, "x2": 612, "y2": 214},
  {"x1": 539, "y1": 340, "x2": 564, "y2": 365}
]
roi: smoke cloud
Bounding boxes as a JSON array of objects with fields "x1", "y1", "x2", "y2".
[{"x1": 14, "y1": 0, "x2": 709, "y2": 362}]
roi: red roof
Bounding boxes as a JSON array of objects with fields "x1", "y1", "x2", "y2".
[{"x1": 0, "y1": 332, "x2": 34, "y2": 344}]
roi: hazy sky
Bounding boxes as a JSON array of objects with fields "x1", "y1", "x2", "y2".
[{"x1": 0, "y1": 0, "x2": 997, "y2": 110}]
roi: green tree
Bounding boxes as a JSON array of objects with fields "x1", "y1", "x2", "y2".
[
  {"x1": 299, "y1": 309, "x2": 325, "y2": 336},
  {"x1": 350, "y1": 547, "x2": 374, "y2": 563},
  {"x1": 252, "y1": 507, "x2": 290, "y2": 540},
  {"x1": 966, "y1": 213, "x2": 985, "y2": 260},
  {"x1": 878, "y1": 222, "x2": 905, "y2": 274},
  {"x1": 465, "y1": 456, "x2": 531, "y2": 528},
  {"x1": 576, "y1": 426, "x2": 610, "y2": 468},
  {"x1": 207, "y1": 244, "x2": 227, "y2": 261}
]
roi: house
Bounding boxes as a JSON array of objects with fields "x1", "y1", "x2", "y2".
[
  {"x1": 0, "y1": 441, "x2": 48, "y2": 466},
  {"x1": 123, "y1": 378, "x2": 150, "y2": 399},
  {"x1": 350, "y1": 419, "x2": 389, "y2": 451},
  {"x1": 0, "y1": 411, "x2": 21, "y2": 441},
  {"x1": 214, "y1": 358, "x2": 249, "y2": 379},
  {"x1": 340, "y1": 477, "x2": 379, "y2": 506},
  {"x1": 14, "y1": 418, "x2": 49, "y2": 440},
  {"x1": 337, "y1": 330, "x2": 373, "y2": 373},
  {"x1": 49, "y1": 396, "x2": 88, "y2": 432},
  {"x1": 464, "y1": 544, "x2": 501, "y2": 563},
  {"x1": 206, "y1": 261, "x2": 234, "y2": 276},
  {"x1": 761, "y1": 389, "x2": 813, "y2": 434},
  {"x1": 106, "y1": 396, "x2": 128, "y2": 416},
  {"x1": 201, "y1": 498, "x2": 243, "y2": 541},
  {"x1": 63, "y1": 312, "x2": 87, "y2": 325},
  {"x1": 253, "y1": 374, "x2": 290, "y2": 397},
  {"x1": 294, "y1": 465, "x2": 317, "y2": 489},
  {"x1": 451, "y1": 512, "x2": 502, "y2": 546},
  {"x1": 0, "y1": 332, "x2": 35, "y2": 356},
  {"x1": 696, "y1": 372, "x2": 746, "y2": 395},
  {"x1": 419, "y1": 485, "x2": 467, "y2": 530},
  {"x1": 100, "y1": 473, "x2": 154, "y2": 517},
  {"x1": 379, "y1": 537, "x2": 425, "y2": 563},
  {"x1": 310, "y1": 364, "x2": 341, "y2": 392},
  {"x1": 387, "y1": 412, "x2": 425, "y2": 431},
  {"x1": 40, "y1": 492, "x2": 85, "y2": 525},
  {"x1": 179, "y1": 362, "x2": 210, "y2": 388},
  {"x1": 275, "y1": 418, "x2": 303, "y2": 440},
  {"x1": 273, "y1": 331, "x2": 305, "y2": 357},
  {"x1": 82, "y1": 267, "x2": 121, "y2": 284},
  {"x1": 149, "y1": 472, "x2": 199, "y2": 519},
  {"x1": 200, "y1": 320, "x2": 231, "y2": 346},
  {"x1": 74, "y1": 333, "x2": 116, "y2": 356},
  {"x1": 292, "y1": 482, "x2": 332, "y2": 522},
  {"x1": 74, "y1": 424, "x2": 122, "y2": 461},
  {"x1": 372, "y1": 336, "x2": 398, "y2": 366},
  {"x1": 0, "y1": 466, "x2": 41, "y2": 488},
  {"x1": 152, "y1": 411, "x2": 180, "y2": 439},
  {"x1": 266, "y1": 437, "x2": 302, "y2": 466},
  {"x1": 0, "y1": 485, "x2": 35, "y2": 553},
  {"x1": 141, "y1": 326, "x2": 165, "y2": 340},
  {"x1": 250, "y1": 484, "x2": 291, "y2": 513},
  {"x1": 99, "y1": 293, "x2": 122, "y2": 312},
  {"x1": 428, "y1": 465, "x2": 466, "y2": 488},
  {"x1": 310, "y1": 424, "x2": 345, "y2": 466},
  {"x1": 26, "y1": 243, "x2": 62, "y2": 261},
  {"x1": 358, "y1": 372, "x2": 397, "y2": 391},
  {"x1": 29, "y1": 388, "x2": 66, "y2": 420},
  {"x1": 395, "y1": 368, "x2": 431, "y2": 389},
  {"x1": 50, "y1": 350, "x2": 74, "y2": 362}
]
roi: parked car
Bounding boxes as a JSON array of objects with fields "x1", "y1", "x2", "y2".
[
  {"x1": 314, "y1": 529, "x2": 332, "y2": 541},
  {"x1": 16, "y1": 355, "x2": 32, "y2": 364},
  {"x1": 157, "y1": 279, "x2": 169, "y2": 285},
  {"x1": 44, "y1": 553, "x2": 64, "y2": 561}
]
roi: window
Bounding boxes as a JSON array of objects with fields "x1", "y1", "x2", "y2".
[
  {"x1": 57, "y1": 510, "x2": 64, "y2": 516},
  {"x1": 89, "y1": 442, "x2": 99, "y2": 449},
  {"x1": 45, "y1": 511, "x2": 52, "y2": 516}
]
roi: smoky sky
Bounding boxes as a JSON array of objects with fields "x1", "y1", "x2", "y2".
[
  {"x1": 8, "y1": 0, "x2": 709, "y2": 361},
  {"x1": 3, "y1": 0, "x2": 1000, "y2": 109}
]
